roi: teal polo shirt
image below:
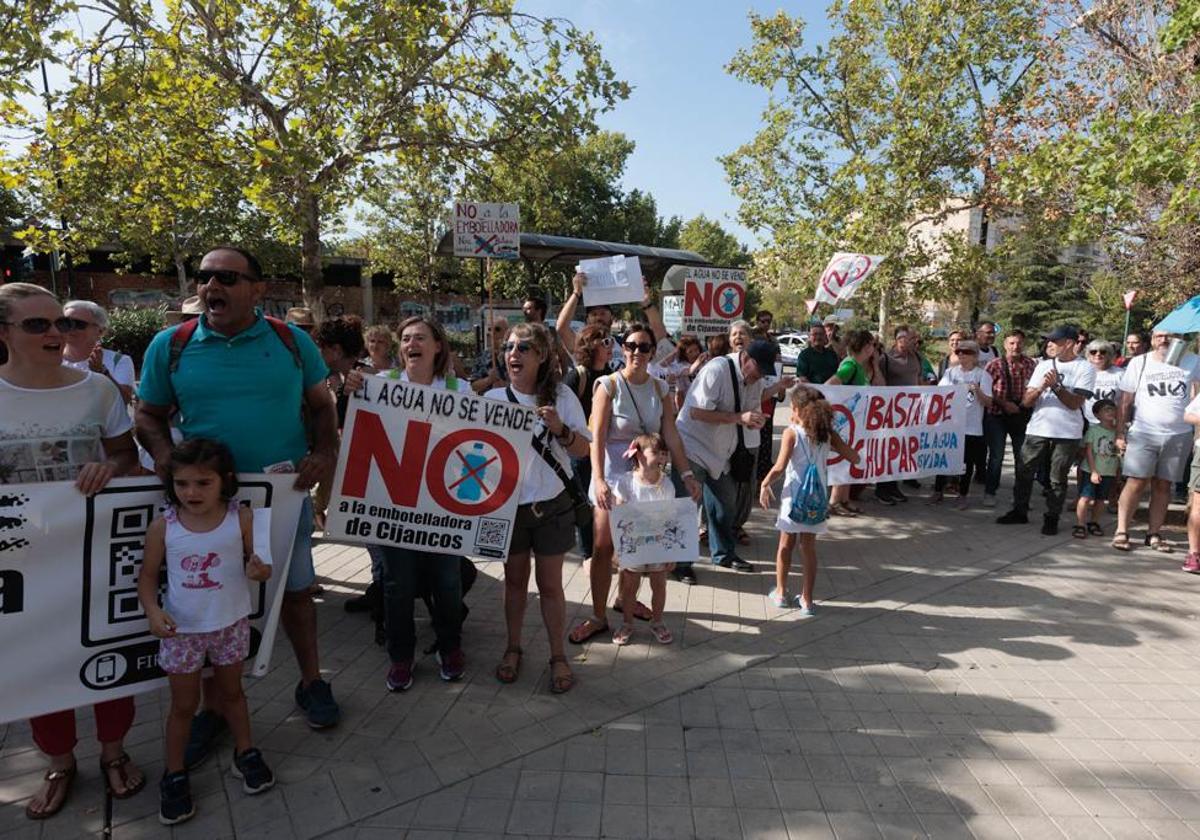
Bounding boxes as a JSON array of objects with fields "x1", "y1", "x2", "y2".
[{"x1": 139, "y1": 311, "x2": 329, "y2": 472}]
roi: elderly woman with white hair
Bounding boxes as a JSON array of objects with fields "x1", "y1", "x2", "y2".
[{"x1": 61, "y1": 300, "x2": 135, "y2": 404}]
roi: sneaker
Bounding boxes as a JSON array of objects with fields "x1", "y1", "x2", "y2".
[
  {"x1": 768, "y1": 589, "x2": 790, "y2": 608},
  {"x1": 183, "y1": 710, "x2": 227, "y2": 770},
  {"x1": 982, "y1": 494, "x2": 997, "y2": 509},
  {"x1": 873, "y1": 491, "x2": 897, "y2": 506},
  {"x1": 158, "y1": 771, "x2": 195, "y2": 826},
  {"x1": 437, "y1": 648, "x2": 466, "y2": 682},
  {"x1": 231, "y1": 748, "x2": 275, "y2": 795},
  {"x1": 892, "y1": 488, "x2": 909, "y2": 503},
  {"x1": 793, "y1": 597, "x2": 816, "y2": 617},
  {"x1": 996, "y1": 509, "x2": 1029, "y2": 525},
  {"x1": 717, "y1": 557, "x2": 754, "y2": 572},
  {"x1": 1182, "y1": 553, "x2": 1200, "y2": 574},
  {"x1": 385, "y1": 661, "x2": 414, "y2": 693},
  {"x1": 903, "y1": 479, "x2": 921, "y2": 489},
  {"x1": 295, "y1": 679, "x2": 341, "y2": 728},
  {"x1": 1041, "y1": 516, "x2": 1059, "y2": 536},
  {"x1": 673, "y1": 566, "x2": 697, "y2": 586}
]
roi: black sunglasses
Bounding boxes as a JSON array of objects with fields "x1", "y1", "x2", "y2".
[
  {"x1": 502, "y1": 341, "x2": 534, "y2": 354},
  {"x1": 624, "y1": 340, "x2": 654, "y2": 354},
  {"x1": 1, "y1": 316, "x2": 82, "y2": 335},
  {"x1": 196, "y1": 268, "x2": 258, "y2": 286}
]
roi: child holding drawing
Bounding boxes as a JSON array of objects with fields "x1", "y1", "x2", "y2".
[
  {"x1": 612, "y1": 433, "x2": 677, "y2": 646},
  {"x1": 760, "y1": 387, "x2": 859, "y2": 615},
  {"x1": 137, "y1": 439, "x2": 274, "y2": 826}
]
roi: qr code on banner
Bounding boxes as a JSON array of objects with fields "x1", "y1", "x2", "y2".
[{"x1": 473, "y1": 518, "x2": 510, "y2": 557}]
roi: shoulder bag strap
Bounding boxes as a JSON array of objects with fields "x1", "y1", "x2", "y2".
[
  {"x1": 617, "y1": 374, "x2": 650, "y2": 434},
  {"x1": 505, "y1": 386, "x2": 585, "y2": 504},
  {"x1": 725, "y1": 357, "x2": 747, "y2": 451}
]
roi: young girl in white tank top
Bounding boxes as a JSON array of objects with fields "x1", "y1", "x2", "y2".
[{"x1": 138, "y1": 439, "x2": 274, "y2": 826}]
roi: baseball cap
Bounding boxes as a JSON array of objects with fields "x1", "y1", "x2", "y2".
[
  {"x1": 1044, "y1": 325, "x2": 1079, "y2": 342},
  {"x1": 745, "y1": 339, "x2": 777, "y2": 376}
]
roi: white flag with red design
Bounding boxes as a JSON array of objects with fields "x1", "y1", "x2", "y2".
[{"x1": 815, "y1": 252, "x2": 886, "y2": 305}]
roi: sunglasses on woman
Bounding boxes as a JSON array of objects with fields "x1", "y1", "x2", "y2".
[
  {"x1": 624, "y1": 340, "x2": 654, "y2": 354},
  {"x1": 502, "y1": 341, "x2": 534, "y2": 354},
  {"x1": 1, "y1": 317, "x2": 84, "y2": 334},
  {"x1": 196, "y1": 268, "x2": 258, "y2": 286}
]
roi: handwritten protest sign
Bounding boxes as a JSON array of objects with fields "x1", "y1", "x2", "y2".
[
  {"x1": 814, "y1": 253, "x2": 885, "y2": 305},
  {"x1": 608, "y1": 498, "x2": 698, "y2": 568},
  {"x1": 682, "y1": 267, "x2": 747, "y2": 336},
  {"x1": 327, "y1": 379, "x2": 535, "y2": 558},
  {"x1": 452, "y1": 200, "x2": 520, "y2": 260},
  {"x1": 0, "y1": 476, "x2": 304, "y2": 724},
  {"x1": 578, "y1": 255, "x2": 644, "y2": 307},
  {"x1": 816, "y1": 385, "x2": 966, "y2": 482}
]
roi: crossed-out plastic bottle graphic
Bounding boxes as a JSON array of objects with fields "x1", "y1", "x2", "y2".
[
  {"x1": 457, "y1": 442, "x2": 490, "y2": 502},
  {"x1": 721, "y1": 289, "x2": 738, "y2": 314}
]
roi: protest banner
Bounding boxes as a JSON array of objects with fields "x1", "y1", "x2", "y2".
[
  {"x1": 681, "y1": 267, "x2": 747, "y2": 336},
  {"x1": 578, "y1": 255, "x2": 644, "y2": 307},
  {"x1": 608, "y1": 498, "x2": 698, "y2": 568},
  {"x1": 816, "y1": 385, "x2": 966, "y2": 483},
  {"x1": 814, "y1": 253, "x2": 885, "y2": 306},
  {"x1": 452, "y1": 200, "x2": 520, "y2": 260},
  {"x1": 662, "y1": 294, "x2": 684, "y2": 335},
  {"x1": 0, "y1": 475, "x2": 304, "y2": 724},
  {"x1": 327, "y1": 378, "x2": 535, "y2": 559}
]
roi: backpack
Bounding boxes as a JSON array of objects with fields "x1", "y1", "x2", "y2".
[
  {"x1": 168, "y1": 315, "x2": 301, "y2": 374},
  {"x1": 787, "y1": 432, "x2": 828, "y2": 526}
]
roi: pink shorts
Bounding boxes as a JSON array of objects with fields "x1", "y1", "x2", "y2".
[{"x1": 158, "y1": 618, "x2": 250, "y2": 675}]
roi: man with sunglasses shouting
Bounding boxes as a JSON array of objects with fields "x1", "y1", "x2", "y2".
[{"x1": 136, "y1": 246, "x2": 342, "y2": 755}]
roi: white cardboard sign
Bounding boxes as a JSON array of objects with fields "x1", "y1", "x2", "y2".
[
  {"x1": 608, "y1": 497, "x2": 698, "y2": 568},
  {"x1": 453, "y1": 200, "x2": 520, "y2": 260},
  {"x1": 578, "y1": 255, "x2": 645, "y2": 308}
]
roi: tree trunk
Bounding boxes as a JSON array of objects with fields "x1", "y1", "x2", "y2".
[
  {"x1": 299, "y1": 190, "x2": 324, "y2": 318},
  {"x1": 174, "y1": 253, "x2": 190, "y2": 299}
]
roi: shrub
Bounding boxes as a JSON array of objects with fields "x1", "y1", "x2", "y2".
[{"x1": 104, "y1": 306, "x2": 168, "y2": 373}]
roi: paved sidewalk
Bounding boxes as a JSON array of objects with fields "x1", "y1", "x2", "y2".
[{"x1": 2, "y1": 420, "x2": 1199, "y2": 839}]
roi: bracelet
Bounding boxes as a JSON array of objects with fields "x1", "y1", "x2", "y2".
[{"x1": 555, "y1": 425, "x2": 572, "y2": 441}]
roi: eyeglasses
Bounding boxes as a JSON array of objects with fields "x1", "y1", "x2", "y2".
[
  {"x1": 502, "y1": 341, "x2": 534, "y2": 354},
  {"x1": 958, "y1": 349, "x2": 977, "y2": 355},
  {"x1": 596, "y1": 336, "x2": 615, "y2": 349},
  {"x1": 65, "y1": 317, "x2": 98, "y2": 329},
  {"x1": 1088, "y1": 350, "x2": 1108, "y2": 356},
  {"x1": 196, "y1": 268, "x2": 258, "y2": 286},
  {"x1": 624, "y1": 340, "x2": 654, "y2": 354},
  {"x1": 0, "y1": 317, "x2": 82, "y2": 335}
]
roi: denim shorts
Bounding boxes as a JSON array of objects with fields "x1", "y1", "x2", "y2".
[
  {"x1": 1079, "y1": 475, "x2": 1114, "y2": 500},
  {"x1": 285, "y1": 495, "x2": 316, "y2": 592}
]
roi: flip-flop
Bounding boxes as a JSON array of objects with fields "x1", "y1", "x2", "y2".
[
  {"x1": 613, "y1": 625, "x2": 635, "y2": 646},
  {"x1": 568, "y1": 617, "x2": 609, "y2": 645},
  {"x1": 100, "y1": 752, "x2": 145, "y2": 800},
  {"x1": 25, "y1": 763, "x2": 76, "y2": 820},
  {"x1": 650, "y1": 623, "x2": 673, "y2": 645}
]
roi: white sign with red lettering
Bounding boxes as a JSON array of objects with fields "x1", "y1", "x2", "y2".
[
  {"x1": 681, "y1": 267, "x2": 747, "y2": 336},
  {"x1": 815, "y1": 253, "x2": 885, "y2": 305},
  {"x1": 327, "y1": 380, "x2": 536, "y2": 558}
]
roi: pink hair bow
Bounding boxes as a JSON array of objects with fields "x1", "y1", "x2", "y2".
[{"x1": 622, "y1": 442, "x2": 640, "y2": 460}]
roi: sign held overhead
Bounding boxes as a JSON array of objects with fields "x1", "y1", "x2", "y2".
[
  {"x1": 681, "y1": 267, "x2": 747, "y2": 336},
  {"x1": 815, "y1": 253, "x2": 885, "y2": 305},
  {"x1": 453, "y1": 201, "x2": 520, "y2": 261}
]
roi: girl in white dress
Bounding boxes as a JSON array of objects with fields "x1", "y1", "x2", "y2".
[
  {"x1": 611, "y1": 433, "x2": 678, "y2": 645},
  {"x1": 760, "y1": 387, "x2": 859, "y2": 615}
]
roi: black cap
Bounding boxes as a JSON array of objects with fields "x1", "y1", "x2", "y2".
[
  {"x1": 1044, "y1": 325, "x2": 1079, "y2": 342},
  {"x1": 745, "y1": 339, "x2": 778, "y2": 376}
]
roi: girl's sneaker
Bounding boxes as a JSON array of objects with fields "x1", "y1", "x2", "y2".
[
  {"x1": 793, "y1": 596, "x2": 816, "y2": 617},
  {"x1": 231, "y1": 748, "x2": 275, "y2": 795},
  {"x1": 768, "y1": 589, "x2": 790, "y2": 608},
  {"x1": 158, "y1": 770, "x2": 195, "y2": 825},
  {"x1": 1182, "y1": 552, "x2": 1200, "y2": 574}
]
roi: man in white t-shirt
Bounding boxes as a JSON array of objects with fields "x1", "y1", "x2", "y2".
[
  {"x1": 61, "y1": 300, "x2": 136, "y2": 405},
  {"x1": 997, "y1": 325, "x2": 1096, "y2": 535},
  {"x1": 1113, "y1": 330, "x2": 1200, "y2": 552}
]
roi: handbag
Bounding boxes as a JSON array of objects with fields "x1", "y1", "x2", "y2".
[
  {"x1": 787, "y1": 434, "x2": 828, "y2": 526},
  {"x1": 725, "y1": 358, "x2": 756, "y2": 482},
  {"x1": 505, "y1": 387, "x2": 592, "y2": 528}
]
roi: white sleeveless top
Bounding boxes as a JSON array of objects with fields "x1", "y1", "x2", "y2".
[{"x1": 163, "y1": 502, "x2": 252, "y2": 633}]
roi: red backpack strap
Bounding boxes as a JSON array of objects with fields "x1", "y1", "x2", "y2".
[
  {"x1": 167, "y1": 318, "x2": 202, "y2": 375},
  {"x1": 264, "y1": 316, "x2": 302, "y2": 368}
]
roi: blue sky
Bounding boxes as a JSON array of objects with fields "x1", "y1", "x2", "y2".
[{"x1": 522, "y1": 0, "x2": 834, "y2": 248}]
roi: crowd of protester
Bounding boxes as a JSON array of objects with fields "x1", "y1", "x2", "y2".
[{"x1": 3, "y1": 244, "x2": 1197, "y2": 826}]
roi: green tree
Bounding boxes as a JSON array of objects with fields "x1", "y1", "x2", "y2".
[
  {"x1": 8, "y1": 0, "x2": 627, "y2": 310},
  {"x1": 678, "y1": 214, "x2": 751, "y2": 267},
  {"x1": 722, "y1": 1, "x2": 1045, "y2": 327}
]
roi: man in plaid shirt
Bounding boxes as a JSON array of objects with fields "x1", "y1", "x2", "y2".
[{"x1": 982, "y1": 329, "x2": 1037, "y2": 506}]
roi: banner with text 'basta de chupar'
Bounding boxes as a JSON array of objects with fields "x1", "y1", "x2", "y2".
[{"x1": 327, "y1": 378, "x2": 535, "y2": 558}]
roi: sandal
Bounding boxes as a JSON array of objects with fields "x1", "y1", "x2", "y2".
[
  {"x1": 613, "y1": 599, "x2": 653, "y2": 622},
  {"x1": 548, "y1": 655, "x2": 574, "y2": 694},
  {"x1": 568, "y1": 617, "x2": 609, "y2": 645},
  {"x1": 1072, "y1": 525, "x2": 1087, "y2": 540},
  {"x1": 25, "y1": 763, "x2": 76, "y2": 820},
  {"x1": 613, "y1": 624, "x2": 635, "y2": 646},
  {"x1": 829, "y1": 502, "x2": 858, "y2": 518},
  {"x1": 1112, "y1": 531, "x2": 1132, "y2": 552},
  {"x1": 1146, "y1": 533, "x2": 1174, "y2": 554},
  {"x1": 100, "y1": 752, "x2": 145, "y2": 800},
  {"x1": 844, "y1": 503, "x2": 864, "y2": 515},
  {"x1": 495, "y1": 646, "x2": 522, "y2": 684},
  {"x1": 1087, "y1": 522, "x2": 1104, "y2": 536},
  {"x1": 650, "y1": 623, "x2": 673, "y2": 645}
]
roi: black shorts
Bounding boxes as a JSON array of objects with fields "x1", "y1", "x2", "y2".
[{"x1": 509, "y1": 490, "x2": 577, "y2": 557}]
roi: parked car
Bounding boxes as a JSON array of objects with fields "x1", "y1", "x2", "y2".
[{"x1": 776, "y1": 332, "x2": 809, "y2": 368}]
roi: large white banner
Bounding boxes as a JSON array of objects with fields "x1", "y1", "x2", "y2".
[
  {"x1": 814, "y1": 253, "x2": 885, "y2": 306},
  {"x1": 682, "y1": 267, "x2": 748, "y2": 336},
  {"x1": 608, "y1": 498, "x2": 698, "y2": 568},
  {"x1": 817, "y1": 385, "x2": 966, "y2": 483},
  {"x1": 452, "y1": 200, "x2": 520, "y2": 260},
  {"x1": 326, "y1": 379, "x2": 536, "y2": 559},
  {"x1": 0, "y1": 475, "x2": 304, "y2": 724}
]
